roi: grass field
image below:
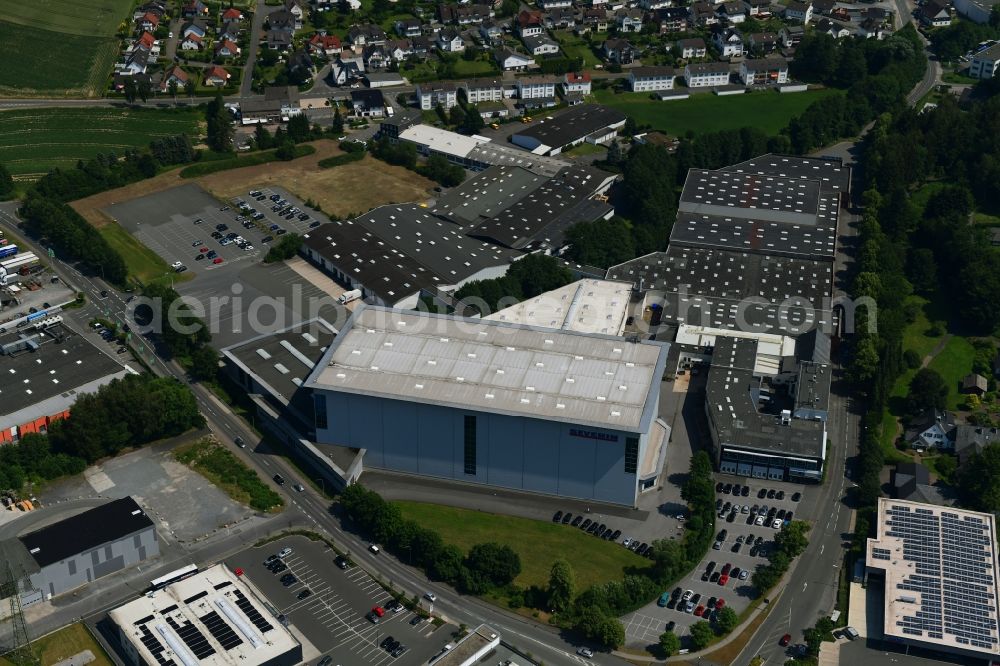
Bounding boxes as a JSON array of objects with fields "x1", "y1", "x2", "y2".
[
  {"x1": 0, "y1": 108, "x2": 202, "y2": 178},
  {"x1": 927, "y1": 336, "x2": 977, "y2": 410},
  {"x1": 592, "y1": 88, "x2": 841, "y2": 136},
  {"x1": 396, "y1": 501, "x2": 651, "y2": 592},
  {"x1": 0, "y1": 623, "x2": 113, "y2": 666},
  {"x1": 554, "y1": 31, "x2": 601, "y2": 68},
  {"x1": 0, "y1": 0, "x2": 133, "y2": 96},
  {"x1": 98, "y1": 220, "x2": 193, "y2": 286}
]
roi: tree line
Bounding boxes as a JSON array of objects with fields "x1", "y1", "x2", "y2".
[
  {"x1": 368, "y1": 136, "x2": 466, "y2": 188},
  {"x1": 141, "y1": 282, "x2": 219, "y2": 381},
  {"x1": 0, "y1": 374, "x2": 204, "y2": 491},
  {"x1": 455, "y1": 254, "x2": 573, "y2": 315}
]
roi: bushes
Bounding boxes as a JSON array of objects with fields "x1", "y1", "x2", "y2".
[
  {"x1": 339, "y1": 485, "x2": 520, "y2": 595},
  {"x1": 455, "y1": 254, "x2": 573, "y2": 315},
  {"x1": 178, "y1": 145, "x2": 316, "y2": 178},
  {"x1": 263, "y1": 232, "x2": 303, "y2": 263},
  {"x1": 176, "y1": 439, "x2": 283, "y2": 511},
  {"x1": 751, "y1": 520, "x2": 810, "y2": 595},
  {"x1": 318, "y1": 151, "x2": 365, "y2": 169}
]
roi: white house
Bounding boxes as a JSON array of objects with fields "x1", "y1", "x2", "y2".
[
  {"x1": 516, "y1": 75, "x2": 558, "y2": 99},
  {"x1": 970, "y1": 42, "x2": 1000, "y2": 78},
  {"x1": 538, "y1": 0, "x2": 573, "y2": 8},
  {"x1": 437, "y1": 27, "x2": 465, "y2": 52},
  {"x1": 179, "y1": 33, "x2": 203, "y2": 50},
  {"x1": 523, "y1": 34, "x2": 560, "y2": 55},
  {"x1": 918, "y1": 0, "x2": 953, "y2": 26},
  {"x1": 676, "y1": 37, "x2": 707, "y2": 58},
  {"x1": 462, "y1": 78, "x2": 505, "y2": 102},
  {"x1": 712, "y1": 28, "x2": 744, "y2": 57},
  {"x1": 563, "y1": 72, "x2": 592, "y2": 95},
  {"x1": 495, "y1": 48, "x2": 535, "y2": 70},
  {"x1": 416, "y1": 81, "x2": 460, "y2": 109},
  {"x1": 784, "y1": 0, "x2": 813, "y2": 21},
  {"x1": 629, "y1": 66, "x2": 676, "y2": 91},
  {"x1": 684, "y1": 62, "x2": 730, "y2": 87},
  {"x1": 716, "y1": 0, "x2": 747, "y2": 23},
  {"x1": 739, "y1": 56, "x2": 788, "y2": 85}
]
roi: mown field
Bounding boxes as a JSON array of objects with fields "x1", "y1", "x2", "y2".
[
  {"x1": 0, "y1": 108, "x2": 202, "y2": 179},
  {"x1": 592, "y1": 87, "x2": 841, "y2": 136},
  {"x1": 0, "y1": 0, "x2": 133, "y2": 96}
]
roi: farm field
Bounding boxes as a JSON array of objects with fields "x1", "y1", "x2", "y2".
[
  {"x1": 0, "y1": 108, "x2": 202, "y2": 179},
  {"x1": 592, "y1": 87, "x2": 841, "y2": 136},
  {"x1": 0, "y1": 0, "x2": 133, "y2": 96},
  {"x1": 396, "y1": 501, "x2": 650, "y2": 593}
]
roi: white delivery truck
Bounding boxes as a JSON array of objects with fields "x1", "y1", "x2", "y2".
[{"x1": 338, "y1": 289, "x2": 362, "y2": 304}]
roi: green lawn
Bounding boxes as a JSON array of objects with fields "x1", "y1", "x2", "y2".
[
  {"x1": 565, "y1": 141, "x2": 607, "y2": 157},
  {"x1": 592, "y1": 88, "x2": 841, "y2": 136},
  {"x1": 554, "y1": 31, "x2": 601, "y2": 68},
  {"x1": 0, "y1": 0, "x2": 133, "y2": 96},
  {"x1": 98, "y1": 222, "x2": 192, "y2": 287},
  {"x1": 0, "y1": 623, "x2": 113, "y2": 666},
  {"x1": 396, "y1": 501, "x2": 651, "y2": 592},
  {"x1": 0, "y1": 108, "x2": 201, "y2": 177},
  {"x1": 927, "y1": 336, "x2": 977, "y2": 409},
  {"x1": 451, "y1": 58, "x2": 501, "y2": 76}
]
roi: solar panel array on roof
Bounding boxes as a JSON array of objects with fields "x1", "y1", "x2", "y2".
[
  {"x1": 136, "y1": 623, "x2": 175, "y2": 666},
  {"x1": 165, "y1": 615, "x2": 216, "y2": 659},
  {"x1": 200, "y1": 611, "x2": 244, "y2": 651},
  {"x1": 232, "y1": 589, "x2": 274, "y2": 633}
]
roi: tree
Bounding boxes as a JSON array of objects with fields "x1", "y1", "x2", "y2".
[
  {"x1": 168, "y1": 79, "x2": 179, "y2": 98},
  {"x1": 429, "y1": 544, "x2": 464, "y2": 583},
  {"x1": 597, "y1": 617, "x2": 625, "y2": 649},
  {"x1": 659, "y1": 630, "x2": 680, "y2": 657},
  {"x1": 137, "y1": 77, "x2": 152, "y2": 102},
  {"x1": 689, "y1": 621, "x2": 715, "y2": 650},
  {"x1": 547, "y1": 559, "x2": 575, "y2": 611},
  {"x1": 287, "y1": 113, "x2": 312, "y2": 143},
  {"x1": 275, "y1": 140, "x2": 297, "y2": 160},
  {"x1": 606, "y1": 139, "x2": 623, "y2": 166},
  {"x1": 716, "y1": 606, "x2": 738, "y2": 634},
  {"x1": 123, "y1": 77, "x2": 138, "y2": 105},
  {"x1": 184, "y1": 79, "x2": 195, "y2": 98},
  {"x1": 906, "y1": 367, "x2": 948, "y2": 415},
  {"x1": 332, "y1": 104, "x2": 344, "y2": 134},
  {"x1": 565, "y1": 217, "x2": 636, "y2": 268},
  {"x1": 955, "y1": 445, "x2": 1000, "y2": 512},
  {"x1": 0, "y1": 162, "x2": 13, "y2": 199},
  {"x1": 254, "y1": 124, "x2": 273, "y2": 150},
  {"x1": 465, "y1": 543, "x2": 521, "y2": 588},
  {"x1": 206, "y1": 93, "x2": 234, "y2": 152}
]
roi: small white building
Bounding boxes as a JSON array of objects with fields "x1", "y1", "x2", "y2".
[
  {"x1": 713, "y1": 28, "x2": 744, "y2": 57},
  {"x1": 416, "y1": 81, "x2": 460, "y2": 109},
  {"x1": 629, "y1": 66, "x2": 676, "y2": 92},
  {"x1": 516, "y1": 75, "x2": 558, "y2": 99},
  {"x1": 739, "y1": 57, "x2": 788, "y2": 85},
  {"x1": 563, "y1": 72, "x2": 592, "y2": 95},
  {"x1": 970, "y1": 42, "x2": 1000, "y2": 78},
  {"x1": 463, "y1": 78, "x2": 505, "y2": 103},
  {"x1": 784, "y1": 0, "x2": 813, "y2": 21}
]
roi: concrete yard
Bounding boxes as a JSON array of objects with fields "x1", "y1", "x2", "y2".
[{"x1": 233, "y1": 535, "x2": 453, "y2": 666}]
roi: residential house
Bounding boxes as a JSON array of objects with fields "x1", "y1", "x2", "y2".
[
  {"x1": 652, "y1": 7, "x2": 690, "y2": 32},
  {"x1": 746, "y1": 31, "x2": 780, "y2": 53},
  {"x1": 283, "y1": 0, "x2": 305, "y2": 28},
  {"x1": 462, "y1": 78, "x2": 505, "y2": 103},
  {"x1": 684, "y1": 61, "x2": 730, "y2": 87},
  {"x1": 266, "y1": 29, "x2": 293, "y2": 50},
  {"x1": 363, "y1": 44, "x2": 389, "y2": 69},
  {"x1": 716, "y1": 1, "x2": 746, "y2": 23},
  {"x1": 830, "y1": 6, "x2": 851, "y2": 21},
  {"x1": 743, "y1": 0, "x2": 771, "y2": 16},
  {"x1": 544, "y1": 7, "x2": 576, "y2": 29},
  {"x1": 437, "y1": 27, "x2": 465, "y2": 52},
  {"x1": 387, "y1": 39, "x2": 414, "y2": 61},
  {"x1": 739, "y1": 56, "x2": 788, "y2": 84},
  {"x1": 181, "y1": 0, "x2": 208, "y2": 18},
  {"x1": 180, "y1": 33, "x2": 204, "y2": 50},
  {"x1": 204, "y1": 65, "x2": 231, "y2": 86},
  {"x1": 919, "y1": 0, "x2": 953, "y2": 25},
  {"x1": 308, "y1": 31, "x2": 343, "y2": 57},
  {"x1": 329, "y1": 55, "x2": 364, "y2": 84},
  {"x1": 221, "y1": 7, "x2": 244, "y2": 22},
  {"x1": 219, "y1": 21, "x2": 241, "y2": 43},
  {"x1": 287, "y1": 50, "x2": 314, "y2": 82},
  {"x1": 905, "y1": 409, "x2": 957, "y2": 450},
  {"x1": 962, "y1": 373, "x2": 989, "y2": 396},
  {"x1": 215, "y1": 38, "x2": 240, "y2": 58},
  {"x1": 133, "y1": 31, "x2": 156, "y2": 53},
  {"x1": 689, "y1": 1, "x2": 719, "y2": 26},
  {"x1": 113, "y1": 71, "x2": 151, "y2": 91},
  {"x1": 812, "y1": 0, "x2": 837, "y2": 14},
  {"x1": 410, "y1": 35, "x2": 434, "y2": 56},
  {"x1": 956, "y1": 425, "x2": 1000, "y2": 465},
  {"x1": 538, "y1": 0, "x2": 572, "y2": 8},
  {"x1": 181, "y1": 20, "x2": 207, "y2": 39},
  {"x1": 712, "y1": 27, "x2": 744, "y2": 57},
  {"x1": 516, "y1": 10, "x2": 545, "y2": 36},
  {"x1": 857, "y1": 16, "x2": 890, "y2": 38},
  {"x1": 351, "y1": 89, "x2": 386, "y2": 117},
  {"x1": 138, "y1": 12, "x2": 160, "y2": 32},
  {"x1": 579, "y1": 8, "x2": 611, "y2": 33},
  {"x1": 516, "y1": 74, "x2": 558, "y2": 99},
  {"x1": 523, "y1": 34, "x2": 560, "y2": 56},
  {"x1": 676, "y1": 37, "x2": 707, "y2": 58},
  {"x1": 395, "y1": 18, "x2": 423, "y2": 37},
  {"x1": 779, "y1": 24, "x2": 804, "y2": 47},
  {"x1": 268, "y1": 10, "x2": 298, "y2": 33},
  {"x1": 602, "y1": 38, "x2": 639, "y2": 64},
  {"x1": 892, "y1": 462, "x2": 951, "y2": 505},
  {"x1": 160, "y1": 65, "x2": 189, "y2": 92},
  {"x1": 416, "y1": 81, "x2": 460, "y2": 109},
  {"x1": 133, "y1": 1, "x2": 166, "y2": 21},
  {"x1": 633, "y1": 131, "x2": 678, "y2": 150},
  {"x1": 563, "y1": 71, "x2": 592, "y2": 95},
  {"x1": 616, "y1": 8, "x2": 644, "y2": 32},
  {"x1": 639, "y1": 0, "x2": 672, "y2": 9},
  {"x1": 479, "y1": 20, "x2": 504, "y2": 43},
  {"x1": 814, "y1": 18, "x2": 850, "y2": 38},
  {"x1": 494, "y1": 48, "x2": 535, "y2": 70},
  {"x1": 440, "y1": 4, "x2": 493, "y2": 25},
  {"x1": 122, "y1": 48, "x2": 151, "y2": 75},
  {"x1": 970, "y1": 42, "x2": 1000, "y2": 78},
  {"x1": 784, "y1": 0, "x2": 813, "y2": 21},
  {"x1": 629, "y1": 66, "x2": 675, "y2": 91},
  {"x1": 347, "y1": 24, "x2": 387, "y2": 48}
]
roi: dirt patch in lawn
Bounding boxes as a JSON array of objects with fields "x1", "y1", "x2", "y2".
[{"x1": 71, "y1": 140, "x2": 435, "y2": 228}]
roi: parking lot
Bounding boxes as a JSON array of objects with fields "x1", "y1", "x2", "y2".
[
  {"x1": 234, "y1": 536, "x2": 451, "y2": 666},
  {"x1": 622, "y1": 477, "x2": 806, "y2": 647},
  {"x1": 106, "y1": 184, "x2": 348, "y2": 347}
]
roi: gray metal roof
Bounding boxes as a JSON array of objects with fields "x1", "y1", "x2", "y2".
[
  {"x1": 307, "y1": 305, "x2": 669, "y2": 432},
  {"x1": 723, "y1": 153, "x2": 851, "y2": 193},
  {"x1": 510, "y1": 104, "x2": 626, "y2": 151},
  {"x1": 431, "y1": 165, "x2": 547, "y2": 225}
]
